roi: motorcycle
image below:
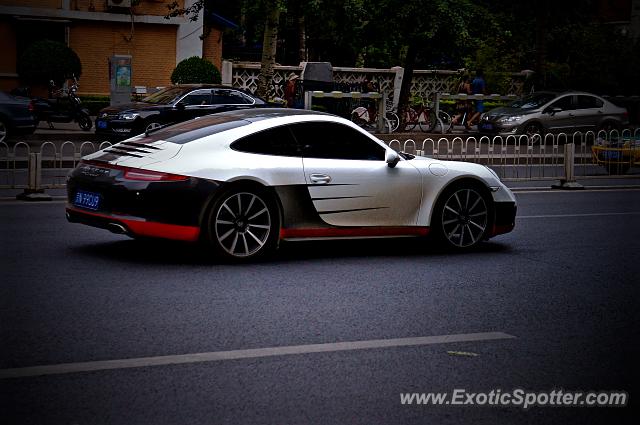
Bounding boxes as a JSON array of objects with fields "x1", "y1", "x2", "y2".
[{"x1": 32, "y1": 76, "x2": 92, "y2": 131}]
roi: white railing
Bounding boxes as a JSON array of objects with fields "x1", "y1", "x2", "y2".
[
  {"x1": 223, "y1": 61, "x2": 528, "y2": 107},
  {"x1": 0, "y1": 141, "x2": 112, "y2": 190},
  {"x1": 0, "y1": 131, "x2": 637, "y2": 192}
]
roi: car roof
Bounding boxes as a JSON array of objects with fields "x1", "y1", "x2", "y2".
[{"x1": 215, "y1": 108, "x2": 330, "y2": 122}]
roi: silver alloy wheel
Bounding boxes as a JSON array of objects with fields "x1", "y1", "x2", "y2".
[
  {"x1": 440, "y1": 188, "x2": 488, "y2": 248},
  {"x1": 214, "y1": 192, "x2": 272, "y2": 257},
  {"x1": 0, "y1": 120, "x2": 7, "y2": 143},
  {"x1": 145, "y1": 121, "x2": 162, "y2": 132}
]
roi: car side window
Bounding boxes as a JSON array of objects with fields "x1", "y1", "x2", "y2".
[
  {"x1": 577, "y1": 95, "x2": 604, "y2": 109},
  {"x1": 230, "y1": 125, "x2": 300, "y2": 157},
  {"x1": 212, "y1": 89, "x2": 251, "y2": 105},
  {"x1": 180, "y1": 89, "x2": 212, "y2": 106},
  {"x1": 289, "y1": 122, "x2": 385, "y2": 161},
  {"x1": 549, "y1": 96, "x2": 574, "y2": 111}
]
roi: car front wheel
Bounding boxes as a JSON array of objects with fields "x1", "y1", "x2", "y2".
[
  {"x1": 433, "y1": 185, "x2": 491, "y2": 249},
  {"x1": 144, "y1": 121, "x2": 163, "y2": 133},
  {"x1": 523, "y1": 122, "x2": 543, "y2": 139},
  {"x1": 206, "y1": 188, "x2": 279, "y2": 261}
]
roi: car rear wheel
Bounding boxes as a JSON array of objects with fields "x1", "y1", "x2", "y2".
[
  {"x1": 77, "y1": 113, "x2": 92, "y2": 131},
  {"x1": 0, "y1": 118, "x2": 8, "y2": 143},
  {"x1": 206, "y1": 188, "x2": 279, "y2": 261},
  {"x1": 433, "y1": 185, "x2": 491, "y2": 249}
]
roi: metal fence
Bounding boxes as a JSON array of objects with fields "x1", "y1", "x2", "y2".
[
  {"x1": 0, "y1": 140, "x2": 112, "y2": 190},
  {"x1": 385, "y1": 129, "x2": 639, "y2": 180},
  {"x1": 1, "y1": 130, "x2": 638, "y2": 193}
]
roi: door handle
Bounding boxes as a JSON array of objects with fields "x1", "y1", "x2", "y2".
[{"x1": 309, "y1": 173, "x2": 332, "y2": 184}]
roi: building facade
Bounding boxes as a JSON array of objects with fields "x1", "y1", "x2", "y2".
[{"x1": 0, "y1": 0, "x2": 223, "y2": 94}]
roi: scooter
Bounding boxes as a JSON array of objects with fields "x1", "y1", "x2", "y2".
[{"x1": 32, "y1": 76, "x2": 92, "y2": 131}]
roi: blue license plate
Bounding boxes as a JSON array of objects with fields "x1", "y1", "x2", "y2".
[
  {"x1": 480, "y1": 123, "x2": 493, "y2": 130},
  {"x1": 74, "y1": 190, "x2": 101, "y2": 210},
  {"x1": 97, "y1": 120, "x2": 107, "y2": 129}
]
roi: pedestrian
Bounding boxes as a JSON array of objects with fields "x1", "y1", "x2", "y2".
[
  {"x1": 467, "y1": 69, "x2": 486, "y2": 129},
  {"x1": 448, "y1": 75, "x2": 472, "y2": 132},
  {"x1": 284, "y1": 72, "x2": 300, "y2": 108}
]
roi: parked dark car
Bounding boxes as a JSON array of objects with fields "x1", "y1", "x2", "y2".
[
  {"x1": 95, "y1": 85, "x2": 269, "y2": 139},
  {"x1": 478, "y1": 91, "x2": 629, "y2": 137},
  {"x1": 0, "y1": 91, "x2": 37, "y2": 143}
]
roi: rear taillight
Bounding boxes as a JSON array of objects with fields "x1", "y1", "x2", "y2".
[
  {"x1": 123, "y1": 169, "x2": 189, "y2": 182},
  {"x1": 80, "y1": 160, "x2": 189, "y2": 182},
  {"x1": 28, "y1": 101, "x2": 34, "y2": 112}
]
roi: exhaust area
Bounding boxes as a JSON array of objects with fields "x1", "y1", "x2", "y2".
[{"x1": 107, "y1": 223, "x2": 129, "y2": 235}]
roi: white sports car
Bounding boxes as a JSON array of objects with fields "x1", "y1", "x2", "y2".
[{"x1": 66, "y1": 109, "x2": 516, "y2": 260}]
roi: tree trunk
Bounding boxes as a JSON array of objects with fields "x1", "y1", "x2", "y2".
[
  {"x1": 298, "y1": 13, "x2": 307, "y2": 63},
  {"x1": 397, "y1": 41, "x2": 418, "y2": 130},
  {"x1": 257, "y1": 1, "x2": 280, "y2": 100},
  {"x1": 535, "y1": 3, "x2": 548, "y2": 89}
]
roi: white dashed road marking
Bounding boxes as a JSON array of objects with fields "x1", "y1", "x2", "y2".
[{"x1": 0, "y1": 331, "x2": 515, "y2": 379}]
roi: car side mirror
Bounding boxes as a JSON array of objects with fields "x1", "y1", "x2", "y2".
[
  {"x1": 546, "y1": 107, "x2": 562, "y2": 115},
  {"x1": 386, "y1": 150, "x2": 400, "y2": 168},
  {"x1": 175, "y1": 102, "x2": 185, "y2": 111}
]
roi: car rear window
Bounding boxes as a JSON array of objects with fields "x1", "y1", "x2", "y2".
[{"x1": 135, "y1": 114, "x2": 251, "y2": 145}]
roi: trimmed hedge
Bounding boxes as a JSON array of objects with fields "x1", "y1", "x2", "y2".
[{"x1": 170, "y1": 56, "x2": 221, "y2": 84}]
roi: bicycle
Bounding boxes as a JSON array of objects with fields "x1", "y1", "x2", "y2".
[
  {"x1": 351, "y1": 100, "x2": 399, "y2": 133},
  {"x1": 401, "y1": 98, "x2": 451, "y2": 132}
]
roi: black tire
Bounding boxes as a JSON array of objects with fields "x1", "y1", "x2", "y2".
[
  {"x1": 205, "y1": 186, "x2": 280, "y2": 261},
  {"x1": 77, "y1": 113, "x2": 92, "y2": 131},
  {"x1": 605, "y1": 162, "x2": 630, "y2": 175},
  {"x1": 522, "y1": 122, "x2": 543, "y2": 139},
  {"x1": 422, "y1": 109, "x2": 438, "y2": 132},
  {"x1": 432, "y1": 183, "x2": 492, "y2": 249},
  {"x1": 598, "y1": 121, "x2": 621, "y2": 134},
  {"x1": 350, "y1": 111, "x2": 367, "y2": 127},
  {"x1": 0, "y1": 118, "x2": 8, "y2": 143},
  {"x1": 385, "y1": 111, "x2": 399, "y2": 132}
]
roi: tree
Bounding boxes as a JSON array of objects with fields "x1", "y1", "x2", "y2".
[
  {"x1": 171, "y1": 56, "x2": 221, "y2": 84},
  {"x1": 360, "y1": 0, "x2": 494, "y2": 126},
  {"x1": 167, "y1": 0, "x2": 283, "y2": 100},
  {"x1": 257, "y1": 0, "x2": 282, "y2": 99},
  {"x1": 17, "y1": 40, "x2": 82, "y2": 86}
]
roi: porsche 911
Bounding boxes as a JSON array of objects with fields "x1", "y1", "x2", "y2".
[{"x1": 67, "y1": 109, "x2": 516, "y2": 260}]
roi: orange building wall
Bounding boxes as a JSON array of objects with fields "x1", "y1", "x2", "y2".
[
  {"x1": 70, "y1": 21, "x2": 176, "y2": 94},
  {"x1": 0, "y1": 0, "x2": 184, "y2": 15},
  {"x1": 0, "y1": 20, "x2": 18, "y2": 91},
  {"x1": 0, "y1": 0, "x2": 60, "y2": 8},
  {"x1": 202, "y1": 27, "x2": 223, "y2": 70}
]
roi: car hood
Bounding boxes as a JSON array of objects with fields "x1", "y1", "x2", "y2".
[
  {"x1": 99, "y1": 102, "x2": 166, "y2": 115},
  {"x1": 483, "y1": 106, "x2": 539, "y2": 119}
]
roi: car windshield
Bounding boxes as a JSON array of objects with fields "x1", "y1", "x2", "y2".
[
  {"x1": 509, "y1": 93, "x2": 557, "y2": 110},
  {"x1": 141, "y1": 87, "x2": 188, "y2": 105}
]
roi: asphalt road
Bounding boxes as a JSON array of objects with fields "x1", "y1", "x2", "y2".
[{"x1": 1, "y1": 189, "x2": 639, "y2": 424}]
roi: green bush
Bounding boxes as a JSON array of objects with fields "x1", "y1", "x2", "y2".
[
  {"x1": 79, "y1": 95, "x2": 110, "y2": 115},
  {"x1": 17, "y1": 40, "x2": 82, "y2": 86},
  {"x1": 170, "y1": 56, "x2": 221, "y2": 84}
]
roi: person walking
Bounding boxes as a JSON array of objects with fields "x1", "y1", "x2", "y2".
[
  {"x1": 284, "y1": 73, "x2": 300, "y2": 108},
  {"x1": 448, "y1": 75, "x2": 472, "y2": 132},
  {"x1": 467, "y1": 69, "x2": 486, "y2": 129}
]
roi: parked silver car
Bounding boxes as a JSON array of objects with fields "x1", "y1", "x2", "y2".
[{"x1": 478, "y1": 91, "x2": 629, "y2": 137}]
